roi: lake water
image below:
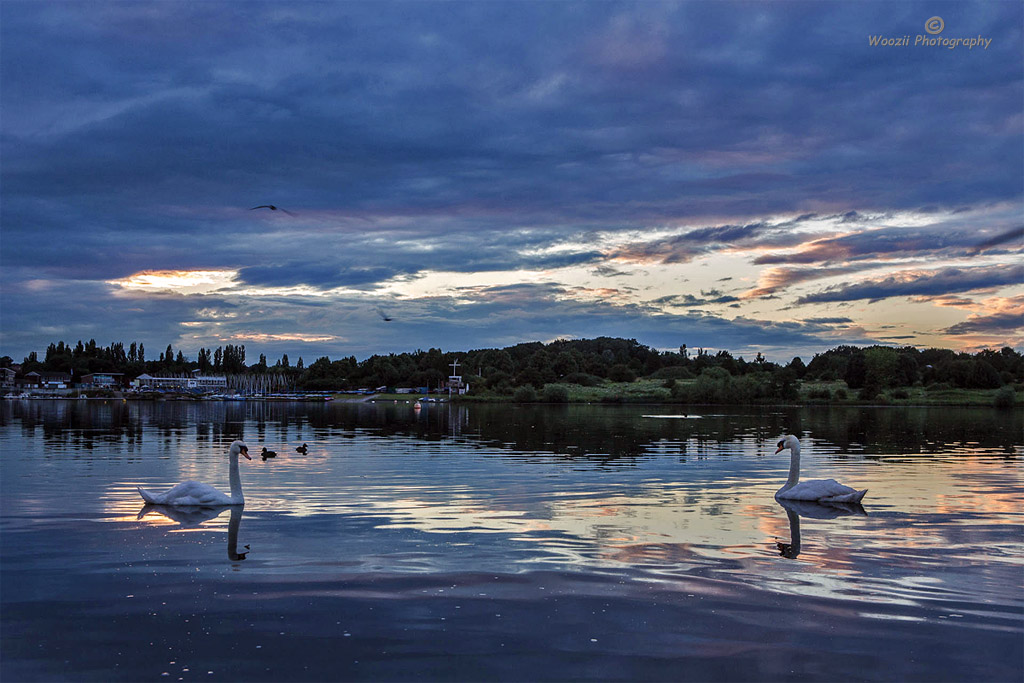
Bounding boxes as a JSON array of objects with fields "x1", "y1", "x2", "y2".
[{"x1": 2, "y1": 400, "x2": 1021, "y2": 682}]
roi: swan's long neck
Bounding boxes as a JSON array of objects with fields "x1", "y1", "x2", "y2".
[
  {"x1": 783, "y1": 441, "x2": 801, "y2": 490},
  {"x1": 229, "y1": 453, "x2": 244, "y2": 503}
]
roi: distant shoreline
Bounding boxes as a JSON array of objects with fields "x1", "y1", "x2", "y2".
[{"x1": 6, "y1": 384, "x2": 1019, "y2": 409}]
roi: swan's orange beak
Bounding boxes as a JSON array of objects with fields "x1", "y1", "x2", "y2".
[
  {"x1": 240, "y1": 446, "x2": 251, "y2": 460},
  {"x1": 774, "y1": 445, "x2": 785, "y2": 454}
]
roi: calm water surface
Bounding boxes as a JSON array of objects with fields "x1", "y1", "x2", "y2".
[{"x1": 2, "y1": 400, "x2": 1022, "y2": 682}]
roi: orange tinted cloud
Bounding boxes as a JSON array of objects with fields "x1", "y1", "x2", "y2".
[{"x1": 108, "y1": 269, "x2": 238, "y2": 294}]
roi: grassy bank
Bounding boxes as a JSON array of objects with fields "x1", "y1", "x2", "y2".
[{"x1": 456, "y1": 378, "x2": 1023, "y2": 407}]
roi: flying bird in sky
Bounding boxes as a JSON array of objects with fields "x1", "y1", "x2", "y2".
[
  {"x1": 250, "y1": 205, "x2": 296, "y2": 216},
  {"x1": 377, "y1": 307, "x2": 393, "y2": 322}
]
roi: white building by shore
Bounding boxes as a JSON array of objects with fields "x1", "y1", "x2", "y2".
[{"x1": 133, "y1": 372, "x2": 228, "y2": 391}]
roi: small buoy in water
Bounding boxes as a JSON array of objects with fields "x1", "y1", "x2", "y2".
[{"x1": 414, "y1": 402, "x2": 422, "y2": 410}]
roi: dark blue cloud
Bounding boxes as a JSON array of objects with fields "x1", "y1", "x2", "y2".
[
  {"x1": 5, "y1": 1, "x2": 1020, "y2": 225},
  {"x1": 653, "y1": 291, "x2": 740, "y2": 307},
  {"x1": 1, "y1": 1, "x2": 1021, "y2": 360},
  {"x1": 797, "y1": 265, "x2": 1024, "y2": 304},
  {"x1": 805, "y1": 317, "x2": 855, "y2": 325},
  {"x1": 379, "y1": 282, "x2": 876, "y2": 360},
  {"x1": 612, "y1": 220, "x2": 816, "y2": 263},
  {"x1": 969, "y1": 226, "x2": 1024, "y2": 254},
  {"x1": 236, "y1": 264, "x2": 409, "y2": 290},
  {"x1": 944, "y1": 303, "x2": 1024, "y2": 335},
  {"x1": 754, "y1": 224, "x2": 1021, "y2": 266},
  {"x1": 0, "y1": 268, "x2": 199, "y2": 354}
]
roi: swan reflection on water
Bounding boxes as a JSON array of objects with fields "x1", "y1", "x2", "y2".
[
  {"x1": 775, "y1": 498, "x2": 866, "y2": 560},
  {"x1": 137, "y1": 504, "x2": 249, "y2": 561}
]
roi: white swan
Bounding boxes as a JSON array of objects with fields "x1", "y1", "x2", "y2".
[
  {"x1": 774, "y1": 435, "x2": 867, "y2": 504},
  {"x1": 138, "y1": 440, "x2": 251, "y2": 506}
]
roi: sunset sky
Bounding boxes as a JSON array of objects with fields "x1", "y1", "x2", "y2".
[{"x1": 2, "y1": 1, "x2": 1021, "y2": 364}]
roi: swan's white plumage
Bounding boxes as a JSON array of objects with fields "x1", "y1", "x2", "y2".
[
  {"x1": 138, "y1": 481, "x2": 236, "y2": 506},
  {"x1": 774, "y1": 435, "x2": 867, "y2": 504},
  {"x1": 138, "y1": 440, "x2": 250, "y2": 506},
  {"x1": 777, "y1": 478, "x2": 866, "y2": 503}
]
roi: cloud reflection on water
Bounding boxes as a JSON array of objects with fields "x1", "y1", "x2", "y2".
[{"x1": 4, "y1": 401, "x2": 1022, "y2": 681}]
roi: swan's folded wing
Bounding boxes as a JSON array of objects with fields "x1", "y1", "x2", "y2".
[
  {"x1": 137, "y1": 481, "x2": 233, "y2": 507},
  {"x1": 779, "y1": 478, "x2": 864, "y2": 502}
]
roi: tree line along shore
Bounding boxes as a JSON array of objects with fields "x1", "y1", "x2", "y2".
[{"x1": 4, "y1": 337, "x2": 1021, "y2": 408}]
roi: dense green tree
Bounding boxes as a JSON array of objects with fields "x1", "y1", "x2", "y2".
[
  {"x1": 22, "y1": 351, "x2": 42, "y2": 373},
  {"x1": 513, "y1": 385, "x2": 538, "y2": 402},
  {"x1": 551, "y1": 351, "x2": 579, "y2": 378},
  {"x1": 968, "y1": 360, "x2": 1001, "y2": 389},
  {"x1": 717, "y1": 351, "x2": 739, "y2": 375},
  {"x1": 845, "y1": 351, "x2": 867, "y2": 389},
  {"x1": 486, "y1": 370, "x2": 512, "y2": 389},
  {"x1": 516, "y1": 367, "x2": 544, "y2": 389},
  {"x1": 8, "y1": 335, "x2": 1021, "y2": 400},
  {"x1": 541, "y1": 384, "x2": 569, "y2": 403},
  {"x1": 896, "y1": 352, "x2": 919, "y2": 386},
  {"x1": 864, "y1": 347, "x2": 900, "y2": 389},
  {"x1": 607, "y1": 364, "x2": 636, "y2": 383},
  {"x1": 480, "y1": 349, "x2": 514, "y2": 375},
  {"x1": 994, "y1": 386, "x2": 1016, "y2": 409}
]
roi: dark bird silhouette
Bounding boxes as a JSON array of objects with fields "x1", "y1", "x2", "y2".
[
  {"x1": 296, "y1": 443, "x2": 308, "y2": 454},
  {"x1": 250, "y1": 205, "x2": 296, "y2": 216},
  {"x1": 261, "y1": 447, "x2": 277, "y2": 460},
  {"x1": 377, "y1": 307, "x2": 393, "y2": 322}
]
